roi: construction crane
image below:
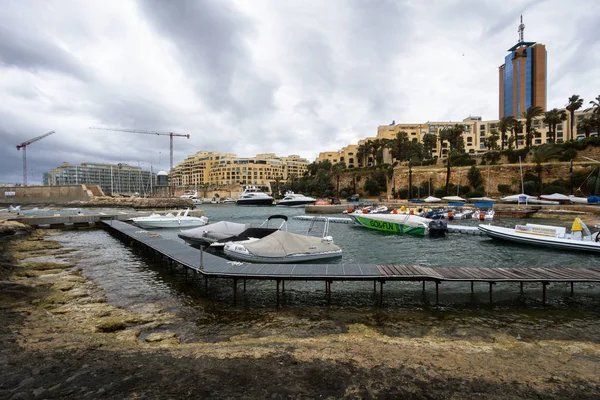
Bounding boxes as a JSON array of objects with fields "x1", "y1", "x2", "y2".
[
  {"x1": 16, "y1": 131, "x2": 55, "y2": 187},
  {"x1": 89, "y1": 127, "x2": 190, "y2": 173}
]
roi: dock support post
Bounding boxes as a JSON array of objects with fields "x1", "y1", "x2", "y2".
[
  {"x1": 570, "y1": 282, "x2": 574, "y2": 297},
  {"x1": 471, "y1": 281, "x2": 474, "y2": 293},
  {"x1": 422, "y1": 281, "x2": 425, "y2": 294},
  {"x1": 243, "y1": 279, "x2": 246, "y2": 293},
  {"x1": 276, "y1": 280, "x2": 280, "y2": 307},
  {"x1": 520, "y1": 282, "x2": 523, "y2": 295},
  {"x1": 233, "y1": 279, "x2": 237, "y2": 304},
  {"x1": 374, "y1": 280, "x2": 377, "y2": 294},
  {"x1": 489, "y1": 282, "x2": 494, "y2": 304},
  {"x1": 282, "y1": 280, "x2": 285, "y2": 293},
  {"x1": 542, "y1": 282, "x2": 548, "y2": 306},
  {"x1": 435, "y1": 281, "x2": 439, "y2": 305},
  {"x1": 200, "y1": 246, "x2": 204, "y2": 270},
  {"x1": 379, "y1": 280, "x2": 384, "y2": 305}
]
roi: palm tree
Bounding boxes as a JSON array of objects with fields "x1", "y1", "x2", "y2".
[
  {"x1": 543, "y1": 108, "x2": 567, "y2": 143},
  {"x1": 577, "y1": 116, "x2": 594, "y2": 138},
  {"x1": 498, "y1": 116, "x2": 515, "y2": 150},
  {"x1": 587, "y1": 95, "x2": 600, "y2": 135},
  {"x1": 566, "y1": 95, "x2": 584, "y2": 141},
  {"x1": 511, "y1": 120, "x2": 524, "y2": 149},
  {"x1": 484, "y1": 129, "x2": 500, "y2": 151},
  {"x1": 522, "y1": 105, "x2": 544, "y2": 147},
  {"x1": 438, "y1": 127, "x2": 451, "y2": 158},
  {"x1": 422, "y1": 133, "x2": 437, "y2": 159},
  {"x1": 532, "y1": 144, "x2": 563, "y2": 195}
]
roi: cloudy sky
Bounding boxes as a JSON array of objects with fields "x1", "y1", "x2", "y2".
[{"x1": 1, "y1": 0, "x2": 599, "y2": 184}]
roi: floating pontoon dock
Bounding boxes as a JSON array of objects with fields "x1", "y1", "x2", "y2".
[{"x1": 101, "y1": 220, "x2": 600, "y2": 305}]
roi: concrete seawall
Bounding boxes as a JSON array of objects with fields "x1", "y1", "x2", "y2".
[{"x1": 0, "y1": 185, "x2": 93, "y2": 204}]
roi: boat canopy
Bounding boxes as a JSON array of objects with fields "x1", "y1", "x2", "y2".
[
  {"x1": 424, "y1": 196, "x2": 441, "y2": 203},
  {"x1": 241, "y1": 230, "x2": 339, "y2": 258}
]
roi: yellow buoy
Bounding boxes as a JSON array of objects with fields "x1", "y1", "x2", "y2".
[{"x1": 572, "y1": 218, "x2": 583, "y2": 231}]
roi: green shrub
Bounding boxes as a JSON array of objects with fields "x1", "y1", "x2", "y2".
[
  {"x1": 559, "y1": 148, "x2": 577, "y2": 162},
  {"x1": 498, "y1": 184, "x2": 512, "y2": 195}
]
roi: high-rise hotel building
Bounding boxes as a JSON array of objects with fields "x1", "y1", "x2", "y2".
[{"x1": 499, "y1": 16, "x2": 546, "y2": 118}]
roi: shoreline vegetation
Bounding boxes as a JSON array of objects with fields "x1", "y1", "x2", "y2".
[{"x1": 1, "y1": 221, "x2": 600, "y2": 397}]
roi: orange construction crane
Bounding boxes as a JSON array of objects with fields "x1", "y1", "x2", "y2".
[
  {"x1": 16, "y1": 130, "x2": 55, "y2": 187},
  {"x1": 89, "y1": 127, "x2": 190, "y2": 173}
]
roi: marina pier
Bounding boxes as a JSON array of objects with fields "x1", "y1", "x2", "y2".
[{"x1": 102, "y1": 220, "x2": 600, "y2": 306}]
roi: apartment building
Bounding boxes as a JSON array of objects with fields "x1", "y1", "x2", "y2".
[{"x1": 171, "y1": 151, "x2": 309, "y2": 189}]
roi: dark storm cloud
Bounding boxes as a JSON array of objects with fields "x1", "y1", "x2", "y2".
[
  {"x1": 0, "y1": 22, "x2": 89, "y2": 81},
  {"x1": 137, "y1": 0, "x2": 277, "y2": 118}
]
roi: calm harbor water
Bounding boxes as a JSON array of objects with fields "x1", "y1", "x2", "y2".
[{"x1": 37, "y1": 203, "x2": 600, "y2": 343}]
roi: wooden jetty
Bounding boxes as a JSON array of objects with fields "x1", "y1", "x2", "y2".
[
  {"x1": 101, "y1": 220, "x2": 600, "y2": 306},
  {"x1": 6, "y1": 210, "x2": 205, "y2": 228}
]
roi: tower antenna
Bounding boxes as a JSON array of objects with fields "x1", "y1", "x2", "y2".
[{"x1": 518, "y1": 14, "x2": 525, "y2": 42}]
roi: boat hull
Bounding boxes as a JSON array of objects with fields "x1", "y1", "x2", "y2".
[
  {"x1": 478, "y1": 225, "x2": 600, "y2": 253},
  {"x1": 277, "y1": 200, "x2": 316, "y2": 207},
  {"x1": 236, "y1": 199, "x2": 274, "y2": 206},
  {"x1": 224, "y1": 248, "x2": 342, "y2": 263},
  {"x1": 349, "y1": 214, "x2": 428, "y2": 236},
  {"x1": 132, "y1": 218, "x2": 208, "y2": 229}
]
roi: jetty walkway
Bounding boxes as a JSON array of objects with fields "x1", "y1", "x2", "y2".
[{"x1": 101, "y1": 220, "x2": 600, "y2": 305}]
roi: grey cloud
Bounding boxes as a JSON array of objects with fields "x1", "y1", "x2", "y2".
[
  {"x1": 137, "y1": 0, "x2": 277, "y2": 119},
  {"x1": 0, "y1": 22, "x2": 89, "y2": 81}
]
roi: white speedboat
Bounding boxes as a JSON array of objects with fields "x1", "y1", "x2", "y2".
[
  {"x1": 180, "y1": 190, "x2": 198, "y2": 199},
  {"x1": 222, "y1": 197, "x2": 237, "y2": 204},
  {"x1": 131, "y1": 209, "x2": 209, "y2": 229},
  {"x1": 8, "y1": 205, "x2": 21, "y2": 212},
  {"x1": 236, "y1": 186, "x2": 274, "y2": 206},
  {"x1": 224, "y1": 218, "x2": 342, "y2": 263},
  {"x1": 178, "y1": 221, "x2": 251, "y2": 247},
  {"x1": 277, "y1": 191, "x2": 316, "y2": 207},
  {"x1": 478, "y1": 218, "x2": 600, "y2": 253},
  {"x1": 423, "y1": 196, "x2": 441, "y2": 203},
  {"x1": 348, "y1": 212, "x2": 447, "y2": 237}
]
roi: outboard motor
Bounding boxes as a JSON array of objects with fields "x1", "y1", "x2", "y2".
[{"x1": 428, "y1": 219, "x2": 448, "y2": 237}]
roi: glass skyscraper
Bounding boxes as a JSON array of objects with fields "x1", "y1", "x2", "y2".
[{"x1": 499, "y1": 18, "x2": 546, "y2": 118}]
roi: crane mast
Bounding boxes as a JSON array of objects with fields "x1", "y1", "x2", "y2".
[{"x1": 16, "y1": 130, "x2": 55, "y2": 187}]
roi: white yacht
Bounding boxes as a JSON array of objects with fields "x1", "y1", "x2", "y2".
[
  {"x1": 236, "y1": 186, "x2": 274, "y2": 206},
  {"x1": 277, "y1": 191, "x2": 316, "y2": 207}
]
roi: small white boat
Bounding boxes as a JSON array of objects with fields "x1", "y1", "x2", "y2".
[
  {"x1": 131, "y1": 209, "x2": 209, "y2": 229},
  {"x1": 277, "y1": 191, "x2": 316, "y2": 207},
  {"x1": 178, "y1": 221, "x2": 251, "y2": 247},
  {"x1": 423, "y1": 196, "x2": 441, "y2": 203},
  {"x1": 473, "y1": 209, "x2": 495, "y2": 221},
  {"x1": 569, "y1": 195, "x2": 589, "y2": 204},
  {"x1": 468, "y1": 197, "x2": 497, "y2": 203},
  {"x1": 499, "y1": 193, "x2": 559, "y2": 205},
  {"x1": 539, "y1": 193, "x2": 571, "y2": 203},
  {"x1": 180, "y1": 190, "x2": 198, "y2": 199},
  {"x1": 442, "y1": 196, "x2": 466, "y2": 202},
  {"x1": 8, "y1": 205, "x2": 21, "y2": 212},
  {"x1": 224, "y1": 218, "x2": 342, "y2": 263},
  {"x1": 479, "y1": 218, "x2": 600, "y2": 253},
  {"x1": 222, "y1": 197, "x2": 237, "y2": 204}
]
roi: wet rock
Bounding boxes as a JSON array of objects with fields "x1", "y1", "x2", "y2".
[
  {"x1": 96, "y1": 317, "x2": 127, "y2": 333},
  {"x1": 145, "y1": 332, "x2": 179, "y2": 343}
]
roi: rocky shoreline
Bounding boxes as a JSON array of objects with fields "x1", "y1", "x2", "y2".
[{"x1": 1, "y1": 225, "x2": 600, "y2": 398}]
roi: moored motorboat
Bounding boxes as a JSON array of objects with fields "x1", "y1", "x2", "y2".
[
  {"x1": 277, "y1": 191, "x2": 316, "y2": 207},
  {"x1": 223, "y1": 218, "x2": 342, "y2": 263},
  {"x1": 348, "y1": 212, "x2": 447, "y2": 237},
  {"x1": 424, "y1": 196, "x2": 441, "y2": 203},
  {"x1": 131, "y1": 209, "x2": 209, "y2": 229},
  {"x1": 236, "y1": 186, "x2": 274, "y2": 206},
  {"x1": 442, "y1": 196, "x2": 466, "y2": 202},
  {"x1": 478, "y1": 218, "x2": 600, "y2": 253},
  {"x1": 539, "y1": 193, "x2": 570, "y2": 204},
  {"x1": 178, "y1": 221, "x2": 251, "y2": 247},
  {"x1": 210, "y1": 214, "x2": 288, "y2": 249},
  {"x1": 8, "y1": 205, "x2": 21, "y2": 212}
]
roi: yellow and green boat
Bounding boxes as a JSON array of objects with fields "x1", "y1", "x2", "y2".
[{"x1": 349, "y1": 212, "x2": 446, "y2": 236}]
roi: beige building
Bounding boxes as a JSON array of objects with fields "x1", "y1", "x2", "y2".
[
  {"x1": 171, "y1": 151, "x2": 309, "y2": 190},
  {"x1": 315, "y1": 109, "x2": 596, "y2": 165}
]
